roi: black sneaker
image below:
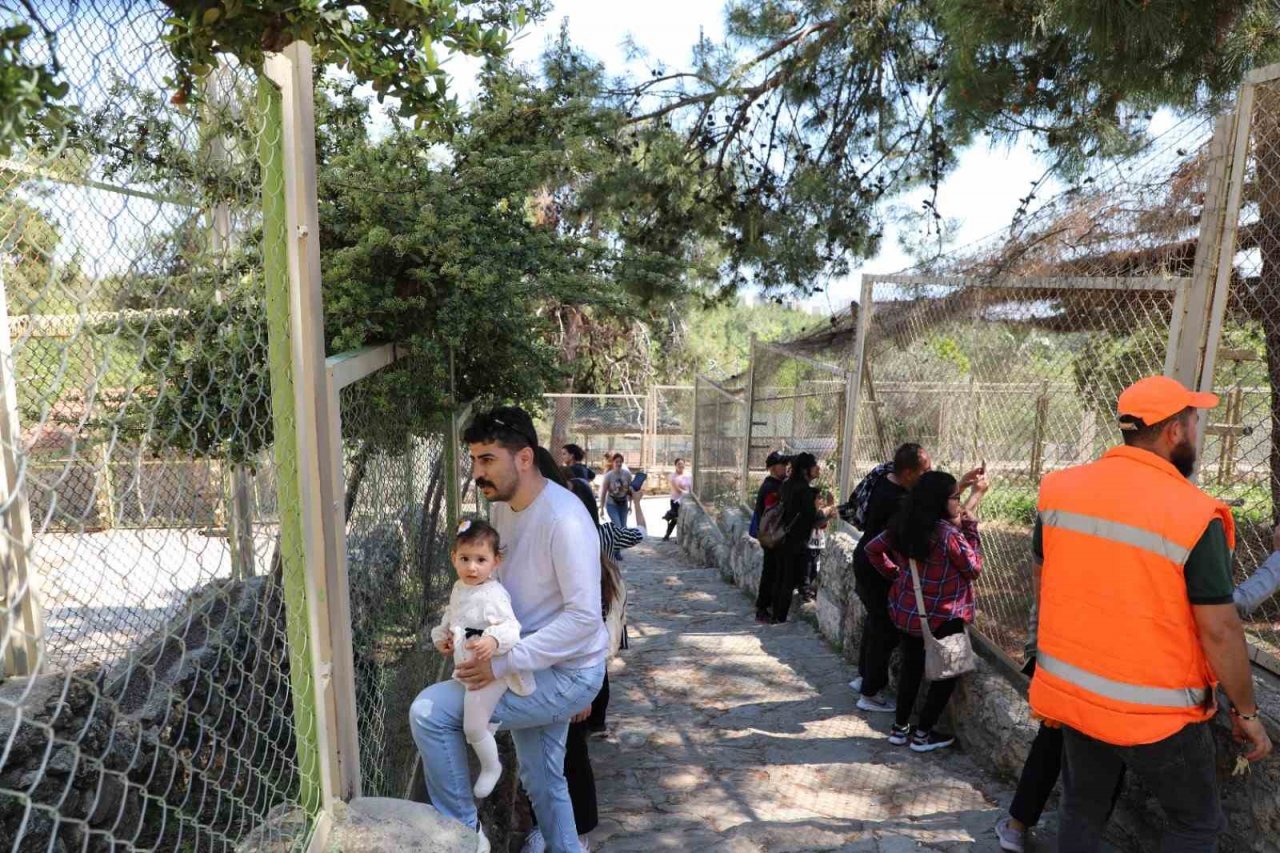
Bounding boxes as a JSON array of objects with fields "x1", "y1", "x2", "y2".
[
  {"x1": 909, "y1": 729, "x2": 955, "y2": 753},
  {"x1": 755, "y1": 612, "x2": 772, "y2": 624},
  {"x1": 888, "y1": 723, "x2": 911, "y2": 746}
]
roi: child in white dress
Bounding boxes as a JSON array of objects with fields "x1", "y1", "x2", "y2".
[{"x1": 431, "y1": 519, "x2": 536, "y2": 798}]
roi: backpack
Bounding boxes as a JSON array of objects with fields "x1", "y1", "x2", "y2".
[
  {"x1": 757, "y1": 500, "x2": 794, "y2": 549},
  {"x1": 839, "y1": 461, "x2": 894, "y2": 530}
]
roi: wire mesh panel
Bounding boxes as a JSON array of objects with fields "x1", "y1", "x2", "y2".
[
  {"x1": 537, "y1": 394, "x2": 646, "y2": 472},
  {"x1": 1202, "y1": 74, "x2": 1280, "y2": 663},
  {"x1": 338, "y1": 366, "x2": 455, "y2": 800},
  {"x1": 0, "y1": 4, "x2": 310, "y2": 849},
  {"x1": 651, "y1": 385, "x2": 694, "y2": 481},
  {"x1": 855, "y1": 276, "x2": 1184, "y2": 658},
  {"x1": 693, "y1": 376, "x2": 748, "y2": 517},
  {"x1": 746, "y1": 344, "x2": 848, "y2": 505}
]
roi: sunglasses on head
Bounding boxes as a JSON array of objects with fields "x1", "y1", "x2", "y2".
[{"x1": 490, "y1": 415, "x2": 536, "y2": 446}]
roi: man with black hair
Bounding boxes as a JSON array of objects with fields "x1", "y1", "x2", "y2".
[
  {"x1": 850, "y1": 443, "x2": 931, "y2": 712},
  {"x1": 410, "y1": 406, "x2": 606, "y2": 853},
  {"x1": 1030, "y1": 376, "x2": 1270, "y2": 851}
]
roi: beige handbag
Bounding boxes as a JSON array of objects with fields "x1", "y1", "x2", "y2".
[{"x1": 909, "y1": 558, "x2": 977, "y2": 680}]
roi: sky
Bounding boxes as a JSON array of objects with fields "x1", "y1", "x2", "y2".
[{"x1": 458, "y1": 0, "x2": 1065, "y2": 314}]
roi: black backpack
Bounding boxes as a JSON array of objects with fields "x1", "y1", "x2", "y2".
[{"x1": 839, "y1": 461, "x2": 893, "y2": 530}]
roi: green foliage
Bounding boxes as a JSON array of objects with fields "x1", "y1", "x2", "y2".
[
  {"x1": 665, "y1": 299, "x2": 816, "y2": 380},
  {"x1": 1071, "y1": 323, "x2": 1169, "y2": 412},
  {"x1": 982, "y1": 487, "x2": 1039, "y2": 527},
  {"x1": 159, "y1": 0, "x2": 545, "y2": 128},
  {"x1": 0, "y1": 22, "x2": 68, "y2": 157}
]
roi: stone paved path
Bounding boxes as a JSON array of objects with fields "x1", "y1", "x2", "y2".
[{"x1": 587, "y1": 537, "x2": 1042, "y2": 853}]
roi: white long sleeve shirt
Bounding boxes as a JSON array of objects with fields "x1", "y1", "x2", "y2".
[
  {"x1": 488, "y1": 480, "x2": 609, "y2": 679},
  {"x1": 1235, "y1": 551, "x2": 1280, "y2": 616},
  {"x1": 431, "y1": 578, "x2": 535, "y2": 695}
]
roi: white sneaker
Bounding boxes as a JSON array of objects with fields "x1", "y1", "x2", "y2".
[
  {"x1": 994, "y1": 815, "x2": 1026, "y2": 852},
  {"x1": 856, "y1": 691, "x2": 897, "y2": 713},
  {"x1": 848, "y1": 676, "x2": 863, "y2": 692},
  {"x1": 476, "y1": 820, "x2": 491, "y2": 853},
  {"x1": 519, "y1": 828, "x2": 546, "y2": 853}
]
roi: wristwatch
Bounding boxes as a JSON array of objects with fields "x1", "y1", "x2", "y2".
[{"x1": 1231, "y1": 705, "x2": 1261, "y2": 722}]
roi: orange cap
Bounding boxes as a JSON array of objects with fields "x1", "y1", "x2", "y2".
[{"x1": 1117, "y1": 376, "x2": 1219, "y2": 428}]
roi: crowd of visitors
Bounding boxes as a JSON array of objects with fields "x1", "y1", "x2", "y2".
[
  {"x1": 412, "y1": 372, "x2": 1280, "y2": 853},
  {"x1": 744, "y1": 374, "x2": 1280, "y2": 851}
]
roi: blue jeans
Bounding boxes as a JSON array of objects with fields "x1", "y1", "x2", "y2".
[
  {"x1": 409, "y1": 662, "x2": 605, "y2": 852},
  {"x1": 606, "y1": 498, "x2": 628, "y2": 529}
]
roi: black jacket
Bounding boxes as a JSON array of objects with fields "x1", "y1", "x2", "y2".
[{"x1": 779, "y1": 476, "x2": 819, "y2": 553}]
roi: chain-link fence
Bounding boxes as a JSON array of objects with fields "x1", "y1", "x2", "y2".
[
  {"x1": 848, "y1": 275, "x2": 1186, "y2": 658},
  {"x1": 651, "y1": 385, "x2": 695, "y2": 479},
  {"x1": 692, "y1": 375, "x2": 748, "y2": 516},
  {"x1": 0, "y1": 4, "x2": 319, "y2": 850},
  {"x1": 746, "y1": 341, "x2": 849, "y2": 506},
  {"x1": 535, "y1": 388, "x2": 694, "y2": 490},
  {"x1": 337, "y1": 359, "x2": 466, "y2": 801},
  {"x1": 1200, "y1": 69, "x2": 1280, "y2": 667}
]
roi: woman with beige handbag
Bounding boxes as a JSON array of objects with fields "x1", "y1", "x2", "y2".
[{"x1": 865, "y1": 469, "x2": 988, "y2": 752}]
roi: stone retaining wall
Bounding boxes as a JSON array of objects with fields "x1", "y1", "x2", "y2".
[{"x1": 678, "y1": 500, "x2": 1280, "y2": 852}]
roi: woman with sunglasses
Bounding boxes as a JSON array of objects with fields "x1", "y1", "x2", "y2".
[{"x1": 865, "y1": 469, "x2": 989, "y2": 752}]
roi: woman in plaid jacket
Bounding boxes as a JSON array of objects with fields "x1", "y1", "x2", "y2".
[{"x1": 866, "y1": 469, "x2": 989, "y2": 753}]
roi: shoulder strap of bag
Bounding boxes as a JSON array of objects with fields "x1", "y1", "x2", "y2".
[{"x1": 908, "y1": 558, "x2": 935, "y2": 640}]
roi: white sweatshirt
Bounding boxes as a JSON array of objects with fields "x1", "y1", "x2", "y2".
[
  {"x1": 488, "y1": 480, "x2": 609, "y2": 679},
  {"x1": 431, "y1": 579, "x2": 535, "y2": 696}
]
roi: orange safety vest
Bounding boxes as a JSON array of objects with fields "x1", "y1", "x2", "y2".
[{"x1": 1028, "y1": 444, "x2": 1235, "y2": 747}]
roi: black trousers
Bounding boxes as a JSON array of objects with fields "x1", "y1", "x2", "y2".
[
  {"x1": 663, "y1": 500, "x2": 680, "y2": 539},
  {"x1": 771, "y1": 548, "x2": 807, "y2": 623},
  {"x1": 587, "y1": 672, "x2": 609, "y2": 728},
  {"x1": 755, "y1": 547, "x2": 782, "y2": 617},
  {"x1": 856, "y1": 575, "x2": 898, "y2": 697},
  {"x1": 1009, "y1": 721, "x2": 1127, "y2": 829},
  {"x1": 894, "y1": 618, "x2": 964, "y2": 730},
  {"x1": 805, "y1": 547, "x2": 821, "y2": 586},
  {"x1": 1060, "y1": 722, "x2": 1223, "y2": 852}
]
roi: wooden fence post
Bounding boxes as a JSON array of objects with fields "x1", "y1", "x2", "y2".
[
  {"x1": 261, "y1": 41, "x2": 354, "y2": 823},
  {"x1": 0, "y1": 265, "x2": 44, "y2": 677}
]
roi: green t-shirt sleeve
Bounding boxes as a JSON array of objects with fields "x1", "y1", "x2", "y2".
[
  {"x1": 1032, "y1": 517, "x2": 1043, "y2": 561},
  {"x1": 1184, "y1": 519, "x2": 1235, "y2": 605}
]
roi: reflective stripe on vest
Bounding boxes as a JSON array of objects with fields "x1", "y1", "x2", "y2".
[
  {"x1": 1039, "y1": 508, "x2": 1192, "y2": 565},
  {"x1": 1037, "y1": 651, "x2": 1207, "y2": 709}
]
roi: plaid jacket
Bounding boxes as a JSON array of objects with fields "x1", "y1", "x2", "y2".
[{"x1": 866, "y1": 518, "x2": 983, "y2": 636}]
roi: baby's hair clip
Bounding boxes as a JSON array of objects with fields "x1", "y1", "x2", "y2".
[{"x1": 457, "y1": 519, "x2": 472, "y2": 534}]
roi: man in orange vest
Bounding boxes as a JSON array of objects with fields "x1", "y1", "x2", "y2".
[{"x1": 1029, "y1": 376, "x2": 1271, "y2": 851}]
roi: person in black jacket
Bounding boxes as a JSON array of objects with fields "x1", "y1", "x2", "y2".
[
  {"x1": 772, "y1": 453, "x2": 835, "y2": 624},
  {"x1": 751, "y1": 450, "x2": 791, "y2": 623}
]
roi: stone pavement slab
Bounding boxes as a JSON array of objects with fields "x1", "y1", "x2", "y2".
[{"x1": 585, "y1": 537, "x2": 1080, "y2": 852}]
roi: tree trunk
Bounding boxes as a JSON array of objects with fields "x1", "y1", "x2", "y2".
[
  {"x1": 550, "y1": 305, "x2": 584, "y2": 450},
  {"x1": 417, "y1": 460, "x2": 446, "y2": 617}
]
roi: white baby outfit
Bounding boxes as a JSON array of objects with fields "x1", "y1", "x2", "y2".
[{"x1": 430, "y1": 578, "x2": 535, "y2": 798}]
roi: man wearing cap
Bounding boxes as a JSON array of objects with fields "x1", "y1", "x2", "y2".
[
  {"x1": 1029, "y1": 376, "x2": 1271, "y2": 851},
  {"x1": 410, "y1": 406, "x2": 607, "y2": 853},
  {"x1": 750, "y1": 450, "x2": 791, "y2": 623}
]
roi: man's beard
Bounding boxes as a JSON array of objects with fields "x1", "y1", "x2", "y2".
[
  {"x1": 1171, "y1": 438, "x2": 1197, "y2": 479},
  {"x1": 475, "y1": 465, "x2": 519, "y2": 502}
]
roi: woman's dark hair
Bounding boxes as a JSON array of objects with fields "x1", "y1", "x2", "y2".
[
  {"x1": 453, "y1": 518, "x2": 502, "y2": 556},
  {"x1": 535, "y1": 446, "x2": 569, "y2": 487},
  {"x1": 889, "y1": 470, "x2": 958, "y2": 562},
  {"x1": 565, "y1": 478, "x2": 618, "y2": 608},
  {"x1": 788, "y1": 452, "x2": 817, "y2": 479},
  {"x1": 568, "y1": 478, "x2": 599, "y2": 520},
  {"x1": 563, "y1": 443, "x2": 586, "y2": 462}
]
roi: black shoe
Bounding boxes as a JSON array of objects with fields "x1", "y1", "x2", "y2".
[
  {"x1": 909, "y1": 729, "x2": 956, "y2": 753},
  {"x1": 755, "y1": 612, "x2": 772, "y2": 624}
]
